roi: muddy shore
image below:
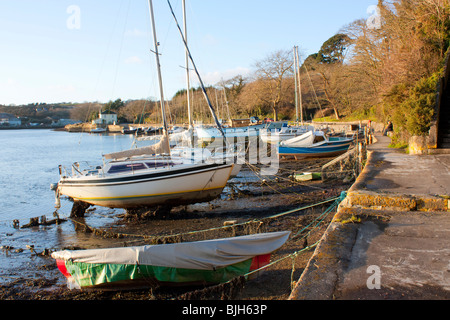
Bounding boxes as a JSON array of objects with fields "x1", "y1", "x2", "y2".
[{"x1": 0, "y1": 159, "x2": 352, "y2": 300}]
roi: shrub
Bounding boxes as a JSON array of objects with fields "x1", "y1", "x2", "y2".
[{"x1": 401, "y1": 72, "x2": 440, "y2": 136}]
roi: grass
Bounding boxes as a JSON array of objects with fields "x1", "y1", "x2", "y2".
[{"x1": 388, "y1": 142, "x2": 408, "y2": 149}]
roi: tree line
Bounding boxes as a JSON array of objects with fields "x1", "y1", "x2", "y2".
[
  {"x1": 100, "y1": 0, "x2": 450, "y2": 146},
  {"x1": 310, "y1": 0, "x2": 450, "y2": 145},
  {"x1": 2, "y1": 0, "x2": 448, "y2": 145}
]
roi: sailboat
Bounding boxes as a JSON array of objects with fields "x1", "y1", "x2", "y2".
[
  {"x1": 260, "y1": 46, "x2": 313, "y2": 144},
  {"x1": 54, "y1": 0, "x2": 234, "y2": 210},
  {"x1": 165, "y1": 0, "x2": 243, "y2": 177}
]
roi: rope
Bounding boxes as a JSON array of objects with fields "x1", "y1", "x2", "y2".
[
  {"x1": 0, "y1": 189, "x2": 346, "y2": 301},
  {"x1": 3, "y1": 168, "x2": 346, "y2": 244},
  {"x1": 173, "y1": 191, "x2": 345, "y2": 299},
  {"x1": 47, "y1": 159, "x2": 346, "y2": 243},
  {"x1": 2, "y1": 191, "x2": 344, "y2": 255},
  {"x1": 245, "y1": 160, "x2": 326, "y2": 192},
  {"x1": 105, "y1": 195, "x2": 341, "y2": 245}
]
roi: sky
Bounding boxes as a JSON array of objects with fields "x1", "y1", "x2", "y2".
[{"x1": 0, "y1": 0, "x2": 379, "y2": 105}]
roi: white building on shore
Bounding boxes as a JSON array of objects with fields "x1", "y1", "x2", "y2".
[
  {"x1": 92, "y1": 111, "x2": 117, "y2": 125},
  {"x1": 0, "y1": 113, "x2": 21, "y2": 126}
]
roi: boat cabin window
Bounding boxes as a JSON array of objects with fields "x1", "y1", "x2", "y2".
[
  {"x1": 145, "y1": 161, "x2": 179, "y2": 169},
  {"x1": 107, "y1": 163, "x2": 147, "y2": 174},
  {"x1": 313, "y1": 135, "x2": 325, "y2": 143}
]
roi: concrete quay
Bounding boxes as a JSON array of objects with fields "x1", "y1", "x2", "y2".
[{"x1": 290, "y1": 135, "x2": 450, "y2": 300}]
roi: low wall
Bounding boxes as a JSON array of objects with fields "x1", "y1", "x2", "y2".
[
  {"x1": 311, "y1": 120, "x2": 384, "y2": 134},
  {"x1": 409, "y1": 128, "x2": 450, "y2": 155}
]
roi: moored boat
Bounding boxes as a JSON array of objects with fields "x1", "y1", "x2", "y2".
[
  {"x1": 57, "y1": 156, "x2": 234, "y2": 209},
  {"x1": 195, "y1": 124, "x2": 262, "y2": 145},
  {"x1": 90, "y1": 127, "x2": 107, "y2": 133},
  {"x1": 55, "y1": 0, "x2": 236, "y2": 210},
  {"x1": 196, "y1": 122, "x2": 285, "y2": 150},
  {"x1": 52, "y1": 231, "x2": 291, "y2": 290},
  {"x1": 260, "y1": 122, "x2": 314, "y2": 144},
  {"x1": 278, "y1": 130, "x2": 354, "y2": 160}
]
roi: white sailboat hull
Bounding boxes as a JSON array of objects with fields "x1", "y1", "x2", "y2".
[
  {"x1": 196, "y1": 126, "x2": 261, "y2": 141},
  {"x1": 260, "y1": 126, "x2": 314, "y2": 144},
  {"x1": 58, "y1": 163, "x2": 234, "y2": 208}
]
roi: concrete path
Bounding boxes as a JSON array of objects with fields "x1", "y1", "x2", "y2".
[{"x1": 290, "y1": 135, "x2": 450, "y2": 300}]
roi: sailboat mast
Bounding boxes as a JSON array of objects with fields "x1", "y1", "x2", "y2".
[
  {"x1": 293, "y1": 46, "x2": 299, "y2": 125},
  {"x1": 296, "y1": 46, "x2": 304, "y2": 125},
  {"x1": 182, "y1": 0, "x2": 192, "y2": 130},
  {"x1": 166, "y1": 0, "x2": 226, "y2": 139},
  {"x1": 221, "y1": 79, "x2": 232, "y2": 123},
  {"x1": 148, "y1": 0, "x2": 169, "y2": 138}
]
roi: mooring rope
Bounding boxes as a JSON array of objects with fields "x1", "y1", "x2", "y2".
[
  {"x1": 94, "y1": 194, "x2": 341, "y2": 245},
  {"x1": 244, "y1": 192, "x2": 344, "y2": 277},
  {"x1": 173, "y1": 192, "x2": 346, "y2": 300},
  {"x1": 244, "y1": 160, "x2": 327, "y2": 192}
]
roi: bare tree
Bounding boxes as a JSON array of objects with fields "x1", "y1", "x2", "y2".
[
  {"x1": 253, "y1": 50, "x2": 294, "y2": 121},
  {"x1": 69, "y1": 103, "x2": 102, "y2": 121},
  {"x1": 121, "y1": 100, "x2": 155, "y2": 123}
]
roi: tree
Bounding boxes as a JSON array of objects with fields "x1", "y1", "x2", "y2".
[
  {"x1": 340, "y1": 0, "x2": 450, "y2": 140},
  {"x1": 253, "y1": 50, "x2": 294, "y2": 121},
  {"x1": 102, "y1": 99, "x2": 124, "y2": 113},
  {"x1": 317, "y1": 33, "x2": 352, "y2": 64},
  {"x1": 70, "y1": 102, "x2": 102, "y2": 121},
  {"x1": 304, "y1": 34, "x2": 353, "y2": 119},
  {"x1": 120, "y1": 100, "x2": 154, "y2": 124}
]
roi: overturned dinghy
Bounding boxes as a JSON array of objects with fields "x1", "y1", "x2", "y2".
[{"x1": 52, "y1": 231, "x2": 290, "y2": 290}]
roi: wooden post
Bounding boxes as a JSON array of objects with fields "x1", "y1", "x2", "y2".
[{"x1": 70, "y1": 200, "x2": 91, "y2": 218}]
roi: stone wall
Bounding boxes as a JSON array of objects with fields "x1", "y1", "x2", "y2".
[
  {"x1": 409, "y1": 50, "x2": 450, "y2": 155},
  {"x1": 321, "y1": 142, "x2": 367, "y2": 182}
]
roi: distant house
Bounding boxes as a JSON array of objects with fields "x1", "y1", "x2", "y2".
[
  {"x1": 0, "y1": 113, "x2": 21, "y2": 126},
  {"x1": 93, "y1": 111, "x2": 117, "y2": 125}
]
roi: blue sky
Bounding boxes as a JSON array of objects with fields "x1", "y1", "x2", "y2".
[{"x1": 0, "y1": 0, "x2": 378, "y2": 105}]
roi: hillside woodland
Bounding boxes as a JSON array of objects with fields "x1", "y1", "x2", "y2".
[{"x1": 1, "y1": 0, "x2": 449, "y2": 145}]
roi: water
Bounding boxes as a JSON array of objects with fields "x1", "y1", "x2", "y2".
[
  {"x1": 0, "y1": 129, "x2": 158, "y2": 282},
  {"x1": 0, "y1": 129, "x2": 269, "y2": 285},
  {"x1": 0, "y1": 129, "x2": 158, "y2": 221}
]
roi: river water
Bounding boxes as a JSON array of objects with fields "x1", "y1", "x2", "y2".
[
  {"x1": 0, "y1": 129, "x2": 274, "y2": 286},
  {"x1": 0, "y1": 129, "x2": 159, "y2": 221},
  {"x1": 0, "y1": 129, "x2": 159, "y2": 283}
]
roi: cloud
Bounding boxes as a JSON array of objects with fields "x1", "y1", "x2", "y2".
[
  {"x1": 124, "y1": 56, "x2": 143, "y2": 64},
  {"x1": 201, "y1": 67, "x2": 251, "y2": 85}
]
